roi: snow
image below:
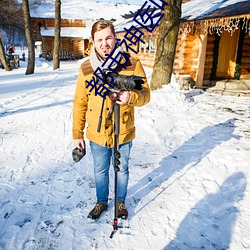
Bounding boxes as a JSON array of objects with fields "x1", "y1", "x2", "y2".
[
  {"x1": 182, "y1": 0, "x2": 249, "y2": 21},
  {"x1": 30, "y1": 0, "x2": 141, "y2": 20},
  {"x1": 40, "y1": 27, "x2": 92, "y2": 39},
  {"x1": 114, "y1": 0, "x2": 250, "y2": 32},
  {"x1": 0, "y1": 47, "x2": 250, "y2": 249},
  {"x1": 30, "y1": 0, "x2": 250, "y2": 28}
]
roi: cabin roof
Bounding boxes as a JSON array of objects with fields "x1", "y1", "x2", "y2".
[
  {"x1": 30, "y1": 0, "x2": 141, "y2": 20},
  {"x1": 114, "y1": 0, "x2": 250, "y2": 32},
  {"x1": 40, "y1": 27, "x2": 91, "y2": 39},
  {"x1": 182, "y1": 0, "x2": 250, "y2": 21}
]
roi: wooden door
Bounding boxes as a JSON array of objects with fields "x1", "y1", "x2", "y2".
[{"x1": 216, "y1": 30, "x2": 239, "y2": 78}]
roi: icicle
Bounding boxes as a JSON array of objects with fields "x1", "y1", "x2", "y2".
[{"x1": 179, "y1": 16, "x2": 250, "y2": 37}]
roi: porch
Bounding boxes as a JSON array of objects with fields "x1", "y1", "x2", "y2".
[{"x1": 205, "y1": 79, "x2": 250, "y2": 97}]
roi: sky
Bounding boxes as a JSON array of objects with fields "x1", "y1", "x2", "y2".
[{"x1": 0, "y1": 48, "x2": 249, "y2": 249}]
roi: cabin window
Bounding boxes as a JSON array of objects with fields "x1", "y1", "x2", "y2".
[{"x1": 138, "y1": 38, "x2": 156, "y2": 54}]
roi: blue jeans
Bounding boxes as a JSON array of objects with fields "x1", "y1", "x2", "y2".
[{"x1": 90, "y1": 141, "x2": 132, "y2": 205}]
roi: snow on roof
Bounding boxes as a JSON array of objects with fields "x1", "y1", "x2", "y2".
[
  {"x1": 181, "y1": 0, "x2": 250, "y2": 21},
  {"x1": 30, "y1": 0, "x2": 250, "y2": 21},
  {"x1": 31, "y1": 0, "x2": 250, "y2": 37},
  {"x1": 114, "y1": 0, "x2": 250, "y2": 32},
  {"x1": 89, "y1": 0, "x2": 146, "y2": 4},
  {"x1": 40, "y1": 27, "x2": 91, "y2": 39},
  {"x1": 30, "y1": 0, "x2": 141, "y2": 20}
]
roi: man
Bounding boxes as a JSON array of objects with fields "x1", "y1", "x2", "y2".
[{"x1": 72, "y1": 20, "x2": 150, "y2": 220}]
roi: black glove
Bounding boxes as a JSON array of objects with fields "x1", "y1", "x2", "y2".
[{"x1": 72, "y1": 146, "x2": 86, "y2": 162}]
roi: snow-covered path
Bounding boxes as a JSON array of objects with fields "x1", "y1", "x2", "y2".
[{"x1": 0, "y1": 58, "x2": 250, "y2": 249}]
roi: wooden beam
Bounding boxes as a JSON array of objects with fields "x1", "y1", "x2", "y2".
[{"x1": 195, "y1": 33, "x2": 207, "y2": 87}]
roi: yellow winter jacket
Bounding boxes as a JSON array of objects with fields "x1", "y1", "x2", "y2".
[{"x1": 72, "y1": 54, "x2": 150, "y2": 148}]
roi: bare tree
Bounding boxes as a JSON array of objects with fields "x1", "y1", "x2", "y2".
[
  {"x1": 151, "y1": 0, "x2": 182, "y2": 90},
  {"x1": 0, "y1": 37, "x2": 11, "y2": 71},
  {"x1": 0, "y1": 0, "x2": 24, "y2": 36},
  {"x1": 22, "y1": 0, "x2": 35, "y2": 75},
  {"x1": 0, "y1": 0, "x2": 23, "y2": 71},
  {"x1": 29, "y1": 0, "x2": 46, "y2": 8},
  {"x1": 53, "y1": 0, "x2": 61, "y2": 70}
]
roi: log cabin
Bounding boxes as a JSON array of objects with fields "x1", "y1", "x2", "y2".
[
  {"x1": 30, "y1": 0, "x2": 250, "y2": 95},
  {"x1": 115, "y1": 0, "x2": 250, "y2": 94},
  {"x1": 31, "y1": 18, "x2": 92, "y2": 60},
  {"x1": 30, "y1": 1, "x2": 141, "y2": 61}
]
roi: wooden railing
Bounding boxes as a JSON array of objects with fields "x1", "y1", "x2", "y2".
[{"x1": 46, "y1": 51, "x2": 81, "y2": 61}]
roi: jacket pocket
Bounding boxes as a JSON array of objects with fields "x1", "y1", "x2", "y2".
[{"x1": 120, "y1": 106, "x2": 135, "y2": 134}]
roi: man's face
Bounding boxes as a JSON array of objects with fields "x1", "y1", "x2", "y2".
[{"x1": 93, "y1": 27, "x2": 116, "y2": 60}]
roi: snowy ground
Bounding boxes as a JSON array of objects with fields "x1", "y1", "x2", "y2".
[{"x1": 0, "y1": 50, "x2": 250, "y2": 250}]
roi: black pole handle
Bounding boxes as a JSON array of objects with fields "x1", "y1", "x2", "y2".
[{"x1": 97, "y1": 98, "x2": 105, "y2": 132}]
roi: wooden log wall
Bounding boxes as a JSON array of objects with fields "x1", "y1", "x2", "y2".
[
  {"x1": 203, "y1": 33, "x2": 216, "y2": 82},
  {"x1": 32, "y1": 18, "x2": 86, "y2": 29},
  {"x1": 34, "y1": 16, "x2": 250, "y2": 82},
  {"x1": 72, "y1": 38, "x2": 88, "y2": 56},
  {"x1": 203, "y1": 30, "x2": 250, "y2": 82},
  {"x1": 32, "y1": 18, "x2": 87, "y2": 43},
  {"x1": 173, "y1": 33, "x2": 199, "y2": 80},
  {"x1": 41, "y1": 37, "x2": 87, "y2": 59},
  {"x1": 184, "y1": 35, "x2": 198, "y2": 79},
  {"x1": 240, "y1": 35, "x2": 250, "y2": 79},
  {"x1": 41, "y1": 37, "x2": 53, "y2": 58},
  {"x1": 61, "y1": 38, "x2": 74, "y2": 52},
  {"x1": 173, "y1": 34, "x2": 185, "y2": 74},
  {"x1": 116, "y1": 28, "x2": 158, "y2": 68}
]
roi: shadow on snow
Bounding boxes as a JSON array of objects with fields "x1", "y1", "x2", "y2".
[
  {"x1": 128, "y1": 118, "x2": 239, "y2": 212},
  {"x1": 164, "y1": 172, "x2": 247, "y2": 249},
  {"x1": 0, "y1": 100, "x2": 73, "y2": 117},
  {"x1": 127, "y1": 118, "x2": 243, "y2": 248}
]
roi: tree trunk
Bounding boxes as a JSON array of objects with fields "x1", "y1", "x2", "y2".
[
  {"x1": 53, "y1": 0, "x2": 61, "y2": 70},
  {"x1": 22, "y1": 0, "x2": 35, "y2": 75},
  {"x1": 151, "y1": 0, "x2": 182, "y2": 90},
  {"x1": 0, "y1": 37, "x2": 11, "y2": 71}
]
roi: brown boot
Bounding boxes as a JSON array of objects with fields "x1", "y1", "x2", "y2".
[
  {"x1": 87, "y1": 202, "x2": 108, "y2": 220},
  {"x1": 117, "y1": 202, "x2": 128, "y2": 219}
]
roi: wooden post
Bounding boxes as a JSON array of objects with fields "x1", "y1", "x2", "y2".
[
  {"x1": 149, "y1": 38, "x2": 152, "y2": 53},
  {"x1": 139, "y1": 40, "x2": 142, "y2": 53},
  {"x1": 195, "y1": 32, "x2": 207, "y2": 88}
]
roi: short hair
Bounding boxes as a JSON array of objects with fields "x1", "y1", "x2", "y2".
[{"x1": 91, "y1": 20, "x2": 115, "y2": 40}]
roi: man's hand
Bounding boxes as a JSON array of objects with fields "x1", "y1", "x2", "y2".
[
  {"x1": 74, "y1": 139, "x2": 85, "y2": 149},
  {"x1": 116, "y1": 90, "x2": 130, "y2": 105},
  {"x1": 72, "y1": 139, "x2": 86, "y2": 162}
]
